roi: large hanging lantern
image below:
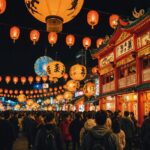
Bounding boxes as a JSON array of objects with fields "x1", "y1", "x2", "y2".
[
  {"x1": 109, "y1": 14, "x2": 119, "y2": 29},
  {"x1": 13, "y1": 76, "x2": 19, "y2": 84},
  {"x1": 70, "y1": 64, "x2": 87, "y2": 81},
  {"x1": 24, "y1": 0, "x2": 84, "y2": 32},
  {"x1": 87, "y1": 10, "x2": 99, "y2": 29},
  {"x1": 30, "y1": 29, "x2": 40, "y2": 45},
  {"x1": 21, "y1": 76, "x2": 26, "y2": 85},
  {"x1": 34, "y1": 56, "x2": 53, "y2": 76},
  {"x1": 48, "y1": 32, "x2": 58, "y2": 46},
  {"x1": 64, "y1": 91, "x2": 73, "y2": 101},
  {"x1": 66, "y1": 34, "x2": 75, "y2": 48},
  {"x1": 46, "y1": 61, "x2": 65, "y2": 78},
  {"x1": 0, "y1": 0, "x2": 6, "y2": 14},
  {"x1": 96, "y1": 38, "x2": 104, "y2": 48},
  {"x1": 5, "y1": 76, "x2": 11, "y2": 84},
  {"x1": 82, "y1": 37, "x2": 91, "y2": 50},
  {"x1": 66, "y1": 80, "x2": 80, "y2": 92},
  {"x1": 83, "y1": 82, "x2": 96, "y2": 97},
  {"x1": 28, "y1": 76, "x2": 34, "y2": 84},
  {"x1": 18, "y1": 94, "x2": 26, "y2": 103},
  {"x1": 10, "y1": 26, "x2": 20, "y2": 43}
]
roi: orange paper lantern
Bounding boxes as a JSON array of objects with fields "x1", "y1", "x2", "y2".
[
  {"x1": 0, "y1": 76, "x2": 2, "y2": 82},
  {"x1": 10, "y1": 26, "x2": 20, "y2": 43},
  {"x1": 13, "y1": 76, "x2": 19, "y2": 84},
  {"x1": 36, "y1": 76, "x2": 41, "y2": 82},
  {"x1": 48, "y1": 32, "x2": 58, "y2": 46},
  {"x1": 30, "y1": 29, "x2": 40, "y2": 45},
  {"x1": 63, "y1": 73, "x2": 68, "y2": 81},
  {"x1": 109, "y1": 14, "x2": 119, "y2": 29},
  {"x1": 92, "y1": 67, "x2": 98, "y2": 74},
  {"x1": 9, "y1": 90, "x2": 13, "y2": 94},
  {"x1": 82, "y1": 37, "x2": 91, "y2": 50},
  {"x1": 96, "y1": 38, "x2": 104, "y2": 48},
  {"x1": 21, "y1": 76, "x2": 26, "y2": 85},
  {"x1": 14, "y1": 90, "x2": 18, "y2": 95},
  {"x1": 0, "y1": 0, "x2": 6, "y2": 14},
  {"x1": 42, "y1": 76, "x2": 48, "y2": 82},
  {"x1": 87, "y1": 10, "x2": 99, "y2": 29},
  {"x1": 5, "y1": 76, "x2": 11, "y2": 84},
  {"x1": 28, "y1": 76, "x2": 34, "y2": 84},
  {"x1": 66, "y1": 34, "x2": 75, "y2": 48}
]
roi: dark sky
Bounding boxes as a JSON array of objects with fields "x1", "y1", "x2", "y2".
[{"x1": 0, "y1": 0, "x2": 149, "y2": 77}]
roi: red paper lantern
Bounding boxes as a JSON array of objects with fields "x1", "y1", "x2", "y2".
[
  {"x1": 42, "y1": 76, "x2": 48, "y2": 82},
  {"x1": 28, "y1": 76, "x2": 34, "y2": 84},
  {"x1": 63, "y1": 73, "x2": 68, "y2": 81},
  {"x1": 9, "y1": 90, "x2": 13, "y2": 94},
  {"x1": 5, "y1": 76, "x2": 11, "y2": 84},
  {"x1": 21, "y1": 76, "x2": 26, "y2": 85},
  {"x1": 66, "y1": 34, "x2": 75, "y2": 48},
  {"x1": 13, "y1": 76, "x2": 19, "y2": 84},
  {"x1": 48, "y1": 32, "x2": 58, "y2": 46},
  {"x1": 19, "y1": 90, "x2": 24, "y2": 94},
  {"x1": 30, "y1": 29, "x2": 40, "y2": 45},
  {"x1": 96, "y1": 38, "x2": 104, "y2": 48},
  {"x1": 36, "y1": 76, "x2": 41, "y2": 82},
  {"x1": 14, "y1": 90, "x2": 18, "y2": 95},
  {"x1": 82, "y1": 37, "x2": 91, "y2": 50},
  {"x1": 10, "y1": 26, "x2": 20, "y2": 43},
  {"x1": 109, "y1": 14, "x2": 119, "y2": 29},
  {"x1": 0, "y1": 0, "x2": 6, "y2": 14},
  {"x1": 92, "y1": 67, "x2": 98, "y2": 74},
  {"x1": 0, "y1": 76, "x2": 2, "y2": 82}
]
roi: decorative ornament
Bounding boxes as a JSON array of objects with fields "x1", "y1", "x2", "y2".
[
  {"x1": 63, "y1": 73, "x2": 68, "y2": 81},
  {"x1": 15, "y1": 104, "x2": 20, "y2": 110},
  {"x1": 13, "y1": 76, "x2": 19, "y2": 84},
  {"x1": 10, "y1": 26, "x2": 20, "y2": 43},
  {"x1": 42, "y1": 76, "x2": 48, "y2": 82},
  {"x1": 96, "y1": 38, "x2": 104, "y2": 48},
  {"x1": 28, "y1": 76, "x2": 34, "y2": 84},
  {"x1": 82, "y1": 37, "x2": 91, "y2": 50},
  {"x1": 56, "y1": 94, "x2": 64, "y2": 102},
  {"x1": 83, "y1": 82, "x2": 96, "y2": 97},
  {"x1": 0, "y1": 76, "x2": 2, "y2": 82},
  {"x1": 109, "y1": 14, "x2": 119, "y2": 29},
  {"x1": 26, "y1": 99, "x2": 34, "y2": 106},
  {"x1": 34, "y1": 56, "x2": 53, "y2": 76},
  {"x1": 92, "y1": 67, "x2": 98, "y2": 74},
  {"x1": 0, "y1": 0, "x2": 6, "y2": 14},
  {"x1": 44, "y1": 99, "x2": 50, "y2": 105},
  {"x1": 21, "y1": 76, "x2": 26, "y2": 85},
  {"x1": 18, "y1": 94, "x2": 26, "y2": 103},
  {"x1": 5, "y1": 76, "x2": 11, "y2": 84},
  {"x1": 64, "y1": 91, "x2": 73, "y2": 101},
  {"x1": 48, "y1": 32, "x2": 58, "y2": 46},
  {"x1": 70, "y1": 64, "x2": 87, "y2": 81},
  {"x1": 30, "y1": 29, "x2": 40, "y2": 45},
  {"x1": 132, "y1": 8, "x2": 145, "y2": 19},
  {"x1": 24, "y1": 0, "x2": 84, "y2": 32},
  {"x1": 66, "y1": 80, "x2": 80, "y2": 92},
  {"x1": 66, "y1": 34, "x2": 75, "y2": 48},
  {"x1": 35, "y1": 76, "x2": 41, "y2": 82}
]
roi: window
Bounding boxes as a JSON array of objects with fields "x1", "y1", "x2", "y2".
[
  {"x1": 102, "y1": 72, "x2": 114, "y2": 84},
  {"x1": 143, "y1": 55, "x2": 150, "y2": 69}
]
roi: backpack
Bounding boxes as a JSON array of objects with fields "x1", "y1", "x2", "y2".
[{"x1": 89, "y1": 131, "x2": 111, "y2": 150}]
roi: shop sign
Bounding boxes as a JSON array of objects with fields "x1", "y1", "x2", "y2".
[
  {"x1": 138, "y1": 46, "x2": 150, "y2": 57},
  {"x1": 100, "y1": 65, "x2": 113, "y2": 75},
  {"x1": 100, "y1": 52, "x2": 114, "y2": 68},
  {"x1": 116, "y1": 37, "x2": 134, "y2": 58}
]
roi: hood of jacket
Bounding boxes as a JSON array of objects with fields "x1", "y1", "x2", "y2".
[{"x1": 84, "y1": 119, "x2": 96, "y2": 130}]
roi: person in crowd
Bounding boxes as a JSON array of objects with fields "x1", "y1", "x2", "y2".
[
  {"x1": 141, "y1": 112, "x2": 150, "y2": 150},
  {"x1": 0, "y1": 111, "x2": 15, "y2": 150},
  {"x1": 60, "y1": 112, "x2": 72, "y2": 150},
  {"x1": 120, "y1": 111, "x2": 134, "y2": 150},
  {"x1": 69, "y1": 113, "x2": 84, "y2": 150},
  {"x1": 81, "y1": 110, "x2": 119, "y2": 150},
  {"x1": 80, "y1": 117, "x2": 96, "y2": 145},
  {"x1": 34, "y1": 112, "x2": 65, "y2": 150},
  {"x1": 112, "y1": 119, "x2": 126, "y2": 150}
]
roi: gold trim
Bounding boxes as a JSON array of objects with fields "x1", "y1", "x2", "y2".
[
  {"x1": 100, "y1": 65, "x2": 113, "y2": 75},
  {"x1": 138, "y1": 46, "x2": 150, "y2": 57}
]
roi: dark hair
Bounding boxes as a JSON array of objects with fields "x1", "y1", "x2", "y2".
[
  {"x1": 45, "y1": 112, "x2": 55, "y2": 123},
  {"x1": 112, "y1": 120, "x2": 121, "y2": 133},
  {"x1": 124, "y1": 111, "x2": 129, "y2": 117},
  {"x1": 95, "y1": 110, "x2": 107, "y2": 125},
  {"x1": 75, "y1": 113, "x2": 81, "y2": 119}
]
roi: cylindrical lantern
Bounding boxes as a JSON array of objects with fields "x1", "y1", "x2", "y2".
[
  {"x1": 28, "y1": 76, "x2": 34, "y2": 84},
  {"x1": 21, "y1": 76, "x2": 26, "y2": 85},
  {"x1": 96, "y1": 38, "x2": 104, "y2": 48},
  {"x1": 66, "y1": 34, "x2": 75, "y2": 48},
  {"x1": 18, "y1": 94, "x2": 26, "y2": 103},
  {"x1": 48, "y1": 32, "x2": 58, "y2": 46},
  {"x1": 5, "y1": 76, "x2": 11, "y2": 84},
  {"x1": 42, "y1": 76, "x2": 48, "y2": 82},
  {"x1": 36, "y1": 76, "x2": 41, "y2": 82},
  {"x1": 83, "y1": 82, "x2": 96, "y2": 97},
  {"x1": 109, "y1": 14, "x2": 119, "y2": 29},
  {"x1": 10, "y1": 26, "x2": 20, "y2": 43},
  {"x1": 0, "y1": 0, "x2": 6, "y2": 14},
  {"x1": 30, "y1": 29, "x2": 40, "y2": 45},
  {"x1": 70, "y1": 64, "x2": 87, "y2": 81},
  {"x1": 13, "y1": 76, "x2": 19, "y2": 84},
  {"x1": 82, "y1": 37, "x2": 91, "y2": 50},
  {"x1": 87, "y1": 10, "x2": 99, "y2": 29}
]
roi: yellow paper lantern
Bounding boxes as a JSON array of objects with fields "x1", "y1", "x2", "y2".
[
  {"x1": 83, "y1": 82, "x2": 96, "y2": 97},
  {"x1": 26, "y1": 99, "x2": 34, "y2": 106},
  {"x1": 66, "y1": 80, "x2": 80, "y2": 92},
  {"x1": 64, "y1": 91, "x2": 73, "y2": 101},
  {"x1": 56, "y1": 94, "x2": 64, "y2": 102},
  {"x1": 24, "y1": 0, "x2": 84, "y2": 32},
  {"x1": 70, "y1": 64, "x2": 87, "y2": 81},
  {"x1": 15, "y1": 104, "x2": 20, "y2": 110},
  {"x1": 46, "y1": 61, "x2": 65, "y2": 78},
  {"x1": 18, "y1": 94, "x2": 26, "y2": 103}
]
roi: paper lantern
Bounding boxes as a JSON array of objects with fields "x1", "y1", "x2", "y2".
[
  {"x1": 5, "y1": 76, "x2": 11, "y2": 84},
  {"x1": 48, "y1": 32, "x2": 58, "y2": 46},
  {"x1": 56, "y1": 94, "x2": 64, "y2": 102},
  {"x1": 28, "y1": 76, "x2": 34, "y2": 84},
  {"x1": 59, "y1": 86, "x2": 62, "y2": 90},
  {"x1": 44, "y1": 99, "x2": 50, "y2": 105},
  {"x1": 96, "y1": 38, "x2": 104, "y2": 48},
  {"x1": 82, "y1": 37, "x2": 91, "y2": 50},
  {"x1": 18, "y1": 94, "x2": 26, "y2": 103},
  {"x1": 47, "y1": 105, "x2": 52, "y2": 111},
  {"x1": 4, "y1": 89, "x2": 8, "y2": 94},
  {"x1": 66, "y1": 34, "x2": 75, "y2": 48},
  {"x1": 70, "y1": 64, "x2": 87, "y2": 81},
  {"x1": 42, "y1": 76, "x2": 48, "y2": 82},
  {"x1": 15, "y1": 104, "x2": 20, "y2": 110},
  {"x1": 25, "y1": 90, "x2": 29, "y2": 95},
  {"x1": 0, "y1": 88, "x2": 3, "y2": 93},
  {"x1": 10, "y1": 26, "x2": 20, "y2": 43},
  {"x1": 46, "y1": 61, "x2": 65, "y2": 78},
  {"x1": 24, "y1": 0, "x2": 84, "y2": 32},
  {"x1": 0, "y1": 0, "x2": 6, "y2": 14},
  {"x1": 66, "y1": 80, "x2": 79, "y2": 92},
  {"x1": 92, "y1": 67, "x2": 98, "y2": 74},
  {"x1": 14, "y1": 90, "x2": 18, "y2": 95},
  {"x1": 87, "y1": 10, "x2": 99, "y2": 29},
  {"x1": 21, "y1": 76, "x2": 26, "y2": 85},
  {"x1": 30, "y1": 90, "x2": 34, "y2": 95},
  {"x1": 26, "y1": 99, "x2": 34, "y2": 106},
  {"x1": 9, "y1": 90, "x2": 13, "y2": 94},
  {"x1": 13, "y1": 76, "x2": 19, "y2": 84},
  {"x1": 63, "y1": 73, "x2": 68, "y2": 81},
  {"x1": 36, "y1": 76, "x2": 41, "y2": 82},
  {"x1": 20, "y1": 90, "x2": 24, "y2": 94},
  {"x1": 83, "y1": 82, "x2": 96, "y2": 97},
  {"x1": 0, "y1": 76, "x2": 2, "y2": 82},
  {"x1": 64, "y1": 91, "x2": 73, "y2": 101},
  {"x1": 30, "y1": 29, "x2": 40, "y2": 45},
  {"x1": 109, "y1": 14, "x2": 119, "y2": 29}
]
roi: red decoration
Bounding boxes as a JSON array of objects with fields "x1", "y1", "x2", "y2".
[
  {"x1": 82, "y1": 37, "x2": 91, "y2": 50},
  {"x1": 13, "y1": 76, "x2": 19, "y2": 84},
  {"x1": 10, "y1": 26, "x2": 20, "y2": 43},
  {"x1": 30, "y1": 29, "x2": 40, "y2": 45},
  {"x1": 66, "y1": 34, "x2": 75, "y2": 48},
  {"x1": 28, "y1": 76, "x2": 34, "y2": 84},
  {"x1": 21, "y1": 76, "x2": 26, "y2": 85},
  {"x1": 5, "y1": 76, "x2": 11, "y2": 84},
  {"x1": 0, "y1": 0, "x2": 6, "y2": 14},
  {"x1": 48, "y1": 32, "x2": 58, "y2": 46},
  {"x1": 109, "y1": 14, "x2": 119, "y2": 29},
  {"x1": 96, "y1": 38, "x2": 104, "y2": 48}
]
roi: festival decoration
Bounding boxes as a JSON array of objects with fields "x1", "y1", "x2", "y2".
[
  {"x1": 96, "y1": 38, "x2": 104, "y2": 48},
  {"x1": 92, "y1": 66, "x2": 98, "y2": 74},
  {"x1": 26, "y1": 99, "x2": 34, "y2": 106},
  {"x1": 21, "y1": 76, "x2": 26, "y2": 85},
  {"x1": 14, "y1": 90, "x2": 18, "y2": 95},
  {"x1": 18, "y1": 94, "x2": 26, "y2": 103},
  {"x1": 63, "y1": 73, "x2": 68, "y2": 81},
  {"x1": 28, "y1": 76, "x2": 34, "y2": 84},
  {"x1": 19, "y1": 90, "x2": 24, "y2": 94},
  {"x1": 87, "y1": 10, "x2": 99, "y2": 29},
  {"x1": 13, "y1": 76, "x2": 19, "y2": 84},
  {"x1": 4, "y1": 89, "x2": 8, "y2": 94},
  {"x1": 35, "y1": 76, "x2": 41, "y2": 82},
  {"x1": 42, "y1": 76, "x2": 48, "y2": 82},
  {"x1": 47, "y1": 105, "x2": 52, "y2": 111},
  {"x1": 64, "y1": 91, "x2": 73, "y2": 101},
  {"x1": 0, "y1": 76, "x2": 2, "y2": 82},
  {"x1": 44, "y1": 99, "x2": 50, "y2": 105},
  {"x1": 66, "y1": 34, "x2": 75, "y2": 48},
  {"x1": 10, "y1": 26, "x2": 20, "y2": 43},
  {"x1": 24, "y1": 0, "x2": 84, "y2": 32},
  {"x1": 5, "y1": 76, "x2": 11, "y2": 84},
  {"x1": 14, "y1": 104, "x2": 20, "y2": 110},
  {"x1": 48, "y1": 32, "x2": 58, "y2": 46},
  {"x1": 70, "y1": 64, "x2": 87, "y2": 81},
  {"x1": 0, "y1": 0, "x2": 6, "y2": 14},
  {"x1": 30, "y1": 29, "x2": 40, "y2": 44},
  {"x1": 56, "y1": 94, "x2": 64, "y2": 102},
  {"x1": 82, "y1": 37, "x2": 91, "y2": 50},
  {"x1": 65, "y1": 80, "x2": 80, "y2": 92},
  {"x1": 83, "y1": 82, "x2": 96, "y2": 97}
]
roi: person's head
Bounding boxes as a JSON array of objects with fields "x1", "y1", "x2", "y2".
[
  {"x1": 112, "y1": 120, "x2": 121, "y2": 133},
  {"x1": 64, "y1": 113, "x2": 71, "y2": 121},
  {"x1": 45, "y1": 112, "x2": 55, "y2": 124},
  {"x1": 130, "y1": 112, "x2": 134, "y2": 118},
  {"x1": 95, "y1": 110, "x2": 108, "y2": 126},
  {"x1": 75, "y1": 113, "x2": 81, "y2": 120},
  {"x1": 124, "y1": 111, "x2": 129, "y2": 117}
]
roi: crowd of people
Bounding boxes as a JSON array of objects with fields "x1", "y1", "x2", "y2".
[{"x1": 0, "y1": 110, "x2": 150, "y2": 150}]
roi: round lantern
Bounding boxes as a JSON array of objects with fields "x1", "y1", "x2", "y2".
[
  {"x1": 82, "y1": 37, "x2": 91, "y2": 50},
  {"x1": 35, "y1": 76, "x2": 41, "y2": 82},
  {"x1": 48, "y1": 32, "x2": 58, "y2": 46},
  {"x1": 87, "y1": 10, "x2": 99, "y2": 29},
  {"x1": 28, "y1": 76, "x2": 34, "y2": 84},
  {"x1": 30, "y1": 29, "x2": 40, "y2": 45},
  {"x1": 83, "y1": 82, "x2": 96, "y2": 97},
  {"x1": 56, "y1": 94, "x2": 64, "y2": 102},
  {"x1": 34, "y1": 56, "x2": 53, "y2": 76},
  {"x1": 5, "y1": 76, "x2": 11, "y2": 84},
  {"x1": 46, "y1": 61, "x2": 65, "y2": 78},
  {"x1": 44, "y1": 99, "x2": 50, "y2": 105},
  {"x1": 10, "y1": 26, "x2": 20, "y2": 43},
  {"x1": 63, "y1": 73, "x2": 68, "y2": 81},
  {"x1": 0, "y1": 0, "x2": 6, "y2": 14},
  {"x1": 9, "y1": 90, "x2": 13, "y2": 94},
  {"x1": 64, "y1": 91, "x2": 73, "y2": 101},
  {"x1": 70, "y1": 64, "x2": 87, "y2": 81},
  {"x1": 109, "y1": 14, "x2": 119, "y2": 29},
  {"x1": 0, "y1": 76, "x2": 2, "y2": 82},
  {"x1": 14, "y1": 90, "x2": 18, "y2": 95},
  {"x1": 96, "y1": 38, "x2": 104, "y2": 48},
  {"x1": 66, "y1": 80, "x2": 79, "y2": 92},
  {"x1": 18, "y1": 94, "x2": 26, "y2": 103},
  {"x1": 92, "y1": 67, "x2": 98, "y2": 74},
  {"x1": 21, "y1": 76, "x2": 26, "y2": 85},
  {"x1": 24, "y1": 0, "x2": 84, "y2": 32},
  {"x1": 25, "y1": 90, "x2": 29, "y2": 95},
  {"x1": 4, "y1": 89, "x2": 8, "y2": 94},
  {"x1": 13, "y1": 76, "x2": 19, "y2": 84},
  {"x1": 0, "y1": 88, "x2": 3, "y2": 93},
  {"x1": 66, "y1": 34, "x2": 75, "y2": 48},
  {"x1": 15, "y1": 104, "x2": 20, "y2": 110},
  {"x1": 26, "y1": 99, "x2": 34, "y2": 106},
  {"x1": 42, "y1": 76, "x2": 48, "y2": 82},
  {"x1": 47, "y1": 105, "x2": 52, "y2": 111}
]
